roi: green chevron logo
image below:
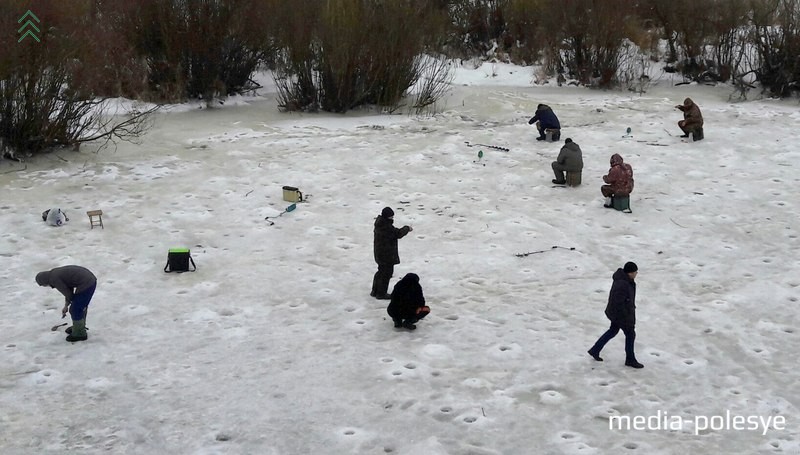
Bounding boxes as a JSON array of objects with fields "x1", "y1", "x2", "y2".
[{"x1": 18, "y1": 10, "x2": 40, "y2": 43}]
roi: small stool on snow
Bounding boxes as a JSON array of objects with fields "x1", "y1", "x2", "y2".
[
  {"x1": 87, "y1": 210, "x2": 104, "y2": 229},
  {"x1": 565, "y1": 171, "x2": 582, "y2": 187},
  {"x1": 611, "y1": 196, "x2": 631, "y2": 213},
  {"x1": 545, "y1": 128, "x2": 561, "y2": 142}
]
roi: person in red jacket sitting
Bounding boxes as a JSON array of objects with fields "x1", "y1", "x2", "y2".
[{"x1": 601, "y1": 153, "x2": 634, "y2": 207}]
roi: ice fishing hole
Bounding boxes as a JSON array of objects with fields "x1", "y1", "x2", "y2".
[
  {"x1": 623, "y1": 442, "x2": 638, "y2": 449},
  {"x1": 441, "y1": 407, "x2": 451, "y2": 413},
  {"x1": 463, "y1": 416, "x2": 477, "y2": 423},
  {"x1": 684, "y1": 359, "x2": 694, "y2": 365},
  {"x1": 344, "y1": 430, "x2": 355, "y2": 436}
]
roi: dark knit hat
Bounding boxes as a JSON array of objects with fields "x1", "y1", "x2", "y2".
[
  {"x1": 564, "y1": 138, "x2": 573, "y2": 144},
  {"x1": 381, "y1": 207, "x2": 394, "y2": 218},
  {"x1": 623, "y1": 262, "x2": 638, "y2": 273}
]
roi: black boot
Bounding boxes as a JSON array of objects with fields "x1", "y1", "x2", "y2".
[
  {"x1": 625, "y1": 359, "x2": 644, "y2": 369},
  {"x1": 402, "y1": 320, "x2": 417, "y2": 330},
  {"x1": 588, "y1": 349, "x2": 603, "y2": 362},
  {"x1": 392, "y1": 319, "x2": 403, "y2": 329},
  {"x1": 65, "y1": 319, "x2": 88, "y2": 342},
  {"x1": 679, "y1": 133, "x2": 689, "y2": 138}
]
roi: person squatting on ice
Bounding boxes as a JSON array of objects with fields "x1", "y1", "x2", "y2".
[
  {"x1": 387, "y1": 273, "x2": 430, "y2": 331},
  {"x1": 551, "y1": 138, "x2": 583, "y2": 184},
  {"x1": 36, "y1": 265, "x2": 97, "y2": 342},
  {"x1": 528, "y1": 104, "x2": 561, "y2": 141},
  {"x1": 588, "y1": 262, "x2": 644, "y2": 368},
  {"x1": 675, "y1": 97, "x2": 704, "y2": 141},
  {"x1": 601, "y1": 153, "x2": 634, "y2": 207},
  {"x1": 371, "y1": 207, "x2": 412, "y2": 300}
]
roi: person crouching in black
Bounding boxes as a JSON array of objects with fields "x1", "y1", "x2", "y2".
[{"x1": 387, "y1": 273, "x2": 430, "y2": 330}]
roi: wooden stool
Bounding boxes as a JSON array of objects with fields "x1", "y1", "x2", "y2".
[
  {"x1": 611, "y1": 196, "x2": 631, "y2": 213},
  {"x1": 565, "y1": 171, "x2": 582, "y2": 187},
  {"x1": 87, "y1": 210, "x2": 104, "y2": 229}
]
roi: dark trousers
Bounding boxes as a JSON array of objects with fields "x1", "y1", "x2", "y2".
[
  {"x1": 552, "y1": 162, "x2": 576, "y2": 182},
  {"x1": 392, "y1": 307, "x2": 429, "y2": 325},
  {"x1": 589, "y1": 322, "x2": 637, "y2": 361},
  {"x1": 70, "y1": 282, "x2": 96, "y2": 321},
  {"x1": 371, "y1": 263, "x2": 394, "y2": 297}
]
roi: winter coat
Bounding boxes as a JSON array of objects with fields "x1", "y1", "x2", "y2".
[
  {"x1": 36, "y1": 265, "x2": 97, "y2": 304},
  {"x1": 555, "y1": 141, "x2": 583, "y2": 171},
  {"x1": 528, "y1": 104, "x2": 561, "y2": 130},
  {"x1": 604, "y1": 268, "x2": 636, "y2": 329},
  {"x1": 678, "y1": 98, "x2": 703, "y2": 129},
  {"x1": 603, "y1": 153, "x2": 634, "y2": 197},
  {"x1": 373, "y1": 215, "x2": 411, "y2": 265},
  {"x1": 387, "y1": 273, "x2": 426, "y2": 320}
]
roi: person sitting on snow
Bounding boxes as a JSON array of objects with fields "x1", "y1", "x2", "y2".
[
  {"x1": 528, "y1": 104, "x2": 561, "y2": 141},
  {"x1": 601, "y1": 153, "x2": 634, "y2": 207},
  {"x1": 387, "y1": 273, "x2": 430, "y2": 331},
  {"x1": 675, "y1": 97, "x2": 704, "y2": 141}
]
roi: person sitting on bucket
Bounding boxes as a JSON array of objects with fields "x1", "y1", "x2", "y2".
[
  {"x1": 675, "y1": 97, "x2": 703, "y2": 140},
  {"x1": 601, "y1": 153, "x2": 634, "y2": 208},
  {"x1": 551, "y1": 138, "x2": 583, "y2": 184},
  {"x1": 528, "y1": 104, "x2": 561, "y2": 141}
]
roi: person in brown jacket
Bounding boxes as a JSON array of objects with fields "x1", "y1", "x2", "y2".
[
  {"x1": 601, "y1": 153, "x2": 634, "y2": 207},
  {"x1": 675, "y1": 97, "x2": 703, "y2": 141}
]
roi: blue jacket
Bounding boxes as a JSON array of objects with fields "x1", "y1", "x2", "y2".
[{"x1": 528, "y1": 105, "x2": 560, "y2": 129}]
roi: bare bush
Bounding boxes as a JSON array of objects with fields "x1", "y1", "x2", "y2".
[
  {"x1": 750, "y1": 0, "x2": 800, "y2": 97},
  {"x1": 0, "y1": 1, "x2": 158, "y2": 159},
  {"x1": 273, "y1": 0, "x2": 451, "y2": 114},
  {"x1": 412, "y1": 55, "x2": 455, "y2": 114}
]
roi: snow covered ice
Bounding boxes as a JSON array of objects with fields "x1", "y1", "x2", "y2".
[{"x1": 1, "y1": 63, "x2": 799, "y2": 454}]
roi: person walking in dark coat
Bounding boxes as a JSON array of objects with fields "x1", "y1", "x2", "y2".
[
  {"x1": 36, "y1": 265, "x2": 97, "y2": 342},
  {"x1": 371, "y1": 207, "x2": 412, "y2": 300},
  {"x1": 387, "y1": 273, "x2": 430, "y2": 330},
  {"x1": 551, "y1": 138, "x2": 583, "y2": 184},
  {"x1": 587, "y1": 262, "x2": 643, "y2": 368},
  {"x1": 528, "y1": 104, "x2": 561, "y2": 141},
  {"x1": 675, "y1": 97, "x2": 703, "y2": 140}
]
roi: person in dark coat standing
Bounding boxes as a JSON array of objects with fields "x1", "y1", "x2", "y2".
[
  {"x1": 601, "y1": 153, "x2": 634, "y2": 207},
  {"x1": 588, "y1": 262, "x2": 643, "y2": 368},
  {"x1": 551, "y1": 138, "x2": 583, "y2": 184},
  {"x1": 387, "y1": 273, "x2": 430, "y2": 330},
  {"x1": 371, "y1": 207, "x2": 412, "y2": 300},
  {"x1": 675, "y1": 97, "x2": 703, "y2": 140},
  {"x1": 528, "y1": 104, "x2": 561, "y2": 141},
  {"x1": 36, "y1": 265, "x2": 97, "y2": 342}
]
